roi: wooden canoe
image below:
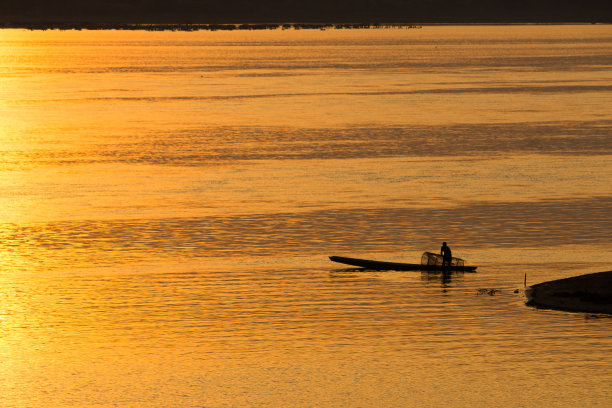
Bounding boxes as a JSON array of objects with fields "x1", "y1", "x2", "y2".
[{"x1": 329, "y1": 256, "x2": 477, "y2": 272}]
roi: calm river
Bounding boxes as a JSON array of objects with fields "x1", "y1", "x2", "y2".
[{"x1": 0, "y1": 25, "x2": 611, "y2": 407}]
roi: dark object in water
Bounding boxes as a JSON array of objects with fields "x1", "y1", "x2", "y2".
[
  {"x1": 526, "y1": 270, "x2": 612, "y2": 314},
  {"x1": 329, "y1": 255, "x2": 477, "y2": 272},
  {"x1": 477, "y1": 288, "x2": 500, "y2": 295}
]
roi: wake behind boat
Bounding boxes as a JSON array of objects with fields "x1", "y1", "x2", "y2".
[{"x1": 329, "y1": 252, "x2": 477, "y2": 272}]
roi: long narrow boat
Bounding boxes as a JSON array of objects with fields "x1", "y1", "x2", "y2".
[{"x1": 329, "y1": 256, "x2": 478, "y2": 272}]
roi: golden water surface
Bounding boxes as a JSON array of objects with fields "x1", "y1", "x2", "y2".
[{"x1": 0, "y1": 25, "x2": 611, "y2": 407}]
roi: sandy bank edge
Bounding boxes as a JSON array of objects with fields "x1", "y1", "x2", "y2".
[{"x1": 526, "y1": 270, "x2": 612, "y2": 314}]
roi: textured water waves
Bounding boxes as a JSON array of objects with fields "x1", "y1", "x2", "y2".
[{"x1": 0, "y1": 25, "x2": 611, "y2": 407}]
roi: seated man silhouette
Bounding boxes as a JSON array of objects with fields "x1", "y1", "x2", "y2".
[{"x1": 440, "y1": 242, "x2": 452, "y2": 267}]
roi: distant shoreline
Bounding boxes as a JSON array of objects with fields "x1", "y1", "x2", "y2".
[
  {"x1": 2, "y1": 22, "x2": 423, "y2": 31},
  {"x1": 1, "y1": 22, "x2": 608, "y2": 32}
]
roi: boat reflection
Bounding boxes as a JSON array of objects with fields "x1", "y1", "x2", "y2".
[
  {"x1": 328, "y1": 267, "x2": 385, "y2": 279},
  {"x1": 328, "y1": 268, "x2": 465, "y2": 286},
  {"x1": 420, "y1": 270, "x2": 465, "y2": 287}
]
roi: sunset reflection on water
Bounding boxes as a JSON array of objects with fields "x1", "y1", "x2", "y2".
[{"x1": 0, "y1": 25, "x2": 611, "y2": 407}]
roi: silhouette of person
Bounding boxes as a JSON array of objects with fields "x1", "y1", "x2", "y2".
[{"x1": 440, "y1": 242, "x2": 452, "y2": 267}]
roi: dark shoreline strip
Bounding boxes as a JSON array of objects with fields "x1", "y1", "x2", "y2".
[{"x1": 1, "y1": 22, "x2": 422, "y2": 31}]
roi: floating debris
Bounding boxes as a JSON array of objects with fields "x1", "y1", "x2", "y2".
[{"x1": 477, "y1": 288, "x2": 501, "y2": 296}]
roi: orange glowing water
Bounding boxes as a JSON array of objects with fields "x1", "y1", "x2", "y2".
[{"x1": 0, "y1": 25, "x2": 611, "y2": 407}]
